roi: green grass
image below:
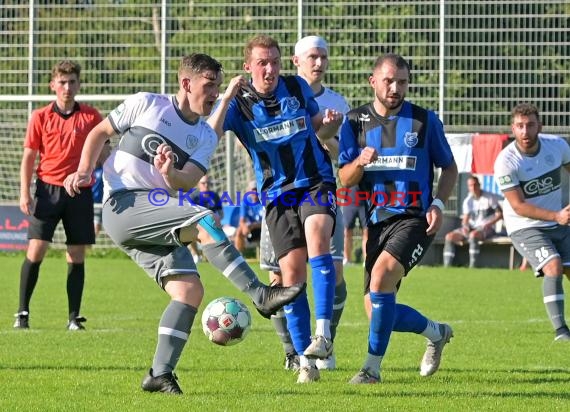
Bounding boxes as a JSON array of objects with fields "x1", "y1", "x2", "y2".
[{"x1": 0, "y1": 254, "x2": 569, "y2": 411}]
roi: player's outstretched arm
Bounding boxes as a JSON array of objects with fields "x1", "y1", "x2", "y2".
[
  {"x1": 64, "y1": 118, "x2": 115, "y2": 197},
  {"x1": 503, "y1": 187, "x2": 568, "y2": 224},
  {"x1": 207, "y1": 75, "x2": 246, "y2": 139}
]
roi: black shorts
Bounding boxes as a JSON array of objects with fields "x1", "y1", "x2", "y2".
[
  {"x1": 363, "y1": 214, "x2": 433, "y2": 294},
  {"x1": 28, "y1": 179, "x2": 95, "y2": 245},
  {"x1": 265, "y1": 182, "x2": 337, "y2": 260},
  {"x1": 342, "y1": 203, "x2": 367, "y2": 230}
]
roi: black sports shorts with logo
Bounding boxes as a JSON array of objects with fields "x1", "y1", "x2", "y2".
[{"x1": 363, "y1": 214, "x2": 433, "y2": 294}]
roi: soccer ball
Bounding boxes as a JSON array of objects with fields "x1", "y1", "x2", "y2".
[{"x1": 201, "y1": 296, "x2": 252, "y2": 346}]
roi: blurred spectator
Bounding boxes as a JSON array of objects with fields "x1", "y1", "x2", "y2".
[
  {"x1": 234, "y1": 181, "x2": 263, "y2": 252},
  {"x1": 443, "y1": 175, "x2": 503, "y2": 268},
  {"x1": 342, "y1": 185, "x2": 368, "y2": 265},
  {"x1": 188, "y1": 174, "x2": 223, "y2": 262}
]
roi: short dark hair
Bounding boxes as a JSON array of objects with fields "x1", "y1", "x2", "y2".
[
  {"x1": 373, "y1": 53, "x2": 410, "y2": 74},
  {"x1": 178, "y1": 53, "x2": 223, "y2": 80},
  {"x1": 244, "y1": 35, "x2": 281, "y2": 62},
  {"x1": 466, "y1": 175, "x2": 480, "y2": 185},
  {"x1": 51, "y1": 60, "x2": 81, "y2": 80},
  {"x1": 511, "y1": 103, "x2": 540, "y2": 123}
]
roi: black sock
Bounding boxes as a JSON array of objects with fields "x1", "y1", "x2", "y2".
[
  {"x1": 67, "y1": 263, "x2": 85, "y2": 320},
  {"x1": 18, "y1": 258, "x2": 41, "y2": 313}
]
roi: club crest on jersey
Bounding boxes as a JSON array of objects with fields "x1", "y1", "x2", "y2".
[
  {"x1": 359, "y1": 114, "x2": 370, "y2": 122},
  {"x1": 141, "y1": 133, "x2": 180, "y2": 163},
  {"x1": 545, "y1": 154, "x2": 555, "y2": 167},
  {"x1": 404, "y1": 132, "x2": 418, "y2": 148},
  {"x1": 186, "y1": 134, "x2": 198, "y2": 150},
  {"x1": 286, "y1": 96, "x2": 300, "y2": 112}
]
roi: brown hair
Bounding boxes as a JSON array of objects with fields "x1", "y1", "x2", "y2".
[
  {"x1": 373, "y1": 53, "x2": 410, "y2": 74},
  {"x1": 511, "y1": 103, "x2": 540, "y2": 122},
  {"x1": 51, "y1": 60, "x2": 81, "y2": 80},
  {"x1": 178, "y1": 53, "x2": 223, "y2": 80},
  {"x1": 244, "y1": 35, "x2": 281, "y2": 62}
]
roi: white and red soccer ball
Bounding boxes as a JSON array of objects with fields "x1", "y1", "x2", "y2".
[{"x1": 201, "y1": 297, "x2": 252, "y2": 346}]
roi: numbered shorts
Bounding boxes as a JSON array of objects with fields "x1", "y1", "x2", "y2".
[
  {"x1": 103, "y1": 189, "x2": 212, "y2": 287},
  {"x1": 364, "y1": 214, "x2": 434, "y2": 294},
  {"x1": 260, "y1": 206, "x2": 344, "y2": 272},
  {"x1": 510, "y1": 225, "x2": 570, "y2": 277}
]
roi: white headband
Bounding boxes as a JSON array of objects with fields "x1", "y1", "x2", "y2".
[{"x1": 294, "y1": 36, "x2": 328, "y2": 56}]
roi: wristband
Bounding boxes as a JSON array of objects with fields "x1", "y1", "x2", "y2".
[{"x1": 431, "y1": 198, "x2": 445, "y2": 212}]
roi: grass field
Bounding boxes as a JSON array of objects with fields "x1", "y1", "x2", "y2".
[{"x1": 1, "y1": 253, "x2": 569, "y2": 411}]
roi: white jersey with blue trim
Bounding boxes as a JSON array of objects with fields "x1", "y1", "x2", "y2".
[{"x1": 494, "y1": 135, "x2": 570, "y2": 234}]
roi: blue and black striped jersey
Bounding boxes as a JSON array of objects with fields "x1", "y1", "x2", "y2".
[
  {"x1": 338, "y1": 101, "x2": 454, "y2": 224},
  {"x1": 223, "y1": 75, "x2": 335, "y2": 202}
]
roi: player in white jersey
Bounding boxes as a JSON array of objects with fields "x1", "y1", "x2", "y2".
[
  {"x1": 257, "y1": 35, "x2": 350, "y2": 375},
  {"x1": 64, "y1": 54, "x2": 304, "y2": 394},
  {"x1": 443, "y1": 175, "x2": 503, "y2": 268},
  {"x1": 494, "y1": 103, "x2": 570, "y2": 341}
]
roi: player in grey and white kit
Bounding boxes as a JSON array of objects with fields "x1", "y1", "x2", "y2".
[
  {"x1": 259, "y1": 35, "x2": 350, "y2": 371},
  {"x1": 443, "y1": 175, "x2": 503, "y2": 268},
  {"x1": 494, "y1": 103, "x2": 570, "y2": 341},
  {"x1": 64, "y1": 54, "x2": 304, "y2": 394}
]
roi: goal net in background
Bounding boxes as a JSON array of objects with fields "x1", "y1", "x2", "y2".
[{"x1": 1, "y1": 1, "x2": 569, "y2": 249}]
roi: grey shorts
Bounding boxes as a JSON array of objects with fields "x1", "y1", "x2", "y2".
[
  {"x1": 510, "y1": 225, "x2": 570, "y2": 277},
  {"x1": 259, "y1": 207, "x2": 344, "y2": 272},
  {"x1": 94, "y1": 203, "x2": 103, "y2": 226},
  {"x1": 103, "y1": 190, "x2": 212, "y2": 286}
]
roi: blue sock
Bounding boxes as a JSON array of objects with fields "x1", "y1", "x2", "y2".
[
  {"x1": 309, "y1": 254, "x2": 335, "y2": 320},
  {"x1": 283, "y1": 289, "x2": 312, "y2": 355},
  {"x1": 368, "y1": 292, "x2": 395, "y2": 356},
  {"x1": 393, "y1": 303, "x2": 428, "y2": 334}
]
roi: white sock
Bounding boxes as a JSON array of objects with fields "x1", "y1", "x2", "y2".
[
  {"x1": 299, "y1": 355, "x2": 316, "y2": 368},
  {"x1": 363, "y1": 354, "x2": 382, "y2": 377},
  {"x1": 315, "y1": 319, "x2": 331, "y2": 339},
  {"x1": 421, "y1": 320, "x2": 442, "y2": 341}
]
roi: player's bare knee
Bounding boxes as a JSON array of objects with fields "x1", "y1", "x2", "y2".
[
  {"x1": 164, "y1": 275, "x2": 204, "y2": 306},
  {"x1": 179, "y1": 224, "x2": 199, "y2": 244},
  {"x1": 542, "y1": 258, "x2": 563, "y2": 276},
  {"x1": 66, "y1": 245, "x2": 86, "y2": 263}
]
